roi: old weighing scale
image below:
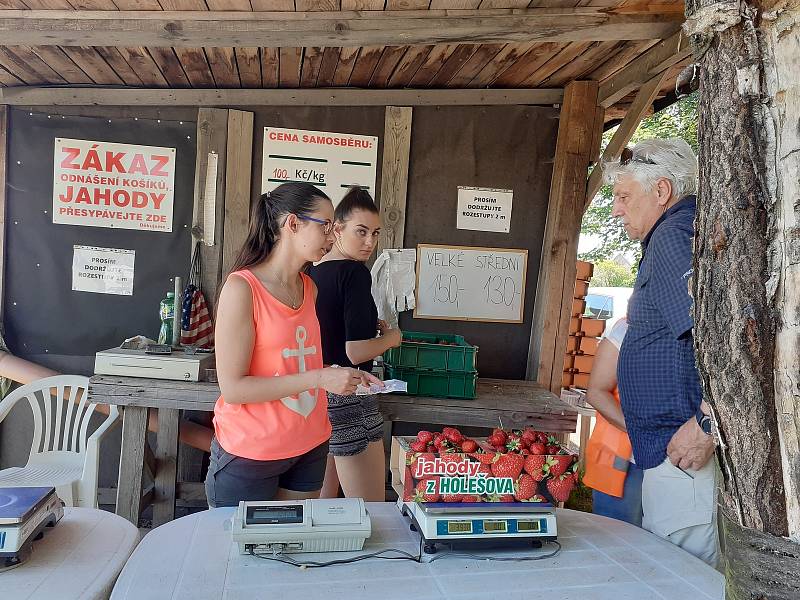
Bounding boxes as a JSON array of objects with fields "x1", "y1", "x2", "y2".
[
  {"x1": 231, "y1": 498, "x2": 372, "y2": 554},
  {"x1": 0, "y1": 487, "x2": 64, "y2": 570},
  {"x1": 399, "y1": 498, "x2": 557, "y2": 554}
]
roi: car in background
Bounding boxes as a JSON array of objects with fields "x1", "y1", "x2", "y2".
[{"x1": 583, "y1": 286, "x2": 633, "y2": 333}]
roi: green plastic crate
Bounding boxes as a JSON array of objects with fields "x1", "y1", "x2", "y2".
[
  {"x1": 385, "y1": 365, "x2": 477, "y2": 399},
  {"x1": 383, "y1": 331, "x2": 478, "y2": 372}
]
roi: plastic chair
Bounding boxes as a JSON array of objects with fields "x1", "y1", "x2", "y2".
[{"x1": 0, "y1": 375, "x2": 119, "y2": 508}]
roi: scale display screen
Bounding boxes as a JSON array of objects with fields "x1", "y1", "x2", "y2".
[
  {"x1": 517, "y1": 520, "x2": 541, "y2": 532},
  {"x1": 483, "y1": 520, "x2": 508, "y2": 533},
  {"x1": 246, "y1": 505, "x2": 303, "y2": 525},
  {"x1": 447, "y1": 520, "x2": 473, "y2": 534}
]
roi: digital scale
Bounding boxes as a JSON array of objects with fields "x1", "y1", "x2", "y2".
[
  {"x1": 399, "y1": 499, "x2": 557, "y2": 554},
  {"x1": 0, "y1": 487, "x2": 64, "y2": 570},
  {"x1": 231, "y1": 498, "x2": 371, "y2": 554}
]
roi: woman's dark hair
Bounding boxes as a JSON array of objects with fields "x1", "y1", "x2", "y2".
[
  {"x1": 334, "y1": 186, "x2": 378, "y2": 223},
  {"x1": 229, "y1": 182, "x2": 330, "y2": 275}
]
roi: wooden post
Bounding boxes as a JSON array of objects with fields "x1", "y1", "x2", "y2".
[
  {"x1": 377, "y1": 106, "x2": 412, "y2": 253},
  {"x1": 153, "y1": 407, "x2": 180, "y2": 526},
  {"x1": 221, "y1": 110, "x2": 254, "y2": 277},
  {"x1": 0, "y1": 105, "x2": 7, "y2": 325},
  {"x1": 528, "y1": 81, "x2": 603, "y2": 393},
  {"x1": 192, "y1": 108, "x2": 228, "y2": 314},
  {"x1": 115, "y1": 406, "x2": 149, "y2": 526}
]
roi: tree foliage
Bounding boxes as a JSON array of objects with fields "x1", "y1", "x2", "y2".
[
  {"x1": 580, "y1": 94, "x2": 699, "y2": 263},
  {"x1": 591, "y1": 260, "x2": 637, "y2": 287}
]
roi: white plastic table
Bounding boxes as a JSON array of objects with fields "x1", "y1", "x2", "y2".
[
  {"x1": 4, "y1": 507, "x2": 140, "y2": 600},
  {"x1": 111, "y1": 503, "x2": 723, "y2": 600}
]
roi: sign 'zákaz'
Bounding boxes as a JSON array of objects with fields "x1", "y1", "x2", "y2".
[{"x1": 53, "y1": 138, "x2": 176, "y2": 232}]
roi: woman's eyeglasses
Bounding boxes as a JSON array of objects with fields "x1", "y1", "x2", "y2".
[
  {"x1": 620, "y1": 147, "x2": 656, "y2": 166},
  {"x1": 298, "y1": 215, "x2": 334, "y2": 235}
]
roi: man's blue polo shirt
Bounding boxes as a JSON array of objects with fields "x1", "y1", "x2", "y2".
[{"x1": 617, "y1": 195, "x2": 702, "y2": 470}]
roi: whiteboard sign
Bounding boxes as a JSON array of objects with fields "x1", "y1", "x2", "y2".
[
  {"x1": 415, "y1": 244, "x2": 527, "y2": 323},
  {"x1": 261, "y1": 127, "x2": 378, "y2": 205},
  {"x1": 72, "y1": 245, "x2": 135, "y2": 296},
  {"x1": 457, "y1": 187, "x2": 513, "y2": 233}
]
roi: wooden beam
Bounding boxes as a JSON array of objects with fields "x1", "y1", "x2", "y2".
[
  {"x1": 0, "y1": 87, "x2": 565, "y2": 107},
  {"x1": 585, "y1": 70, "x2": 669, "y2": 205},
  {"x1": 221, "y1": 110, "x2": 254, "y2": 277},
  {"x1": 0, "y1": 106, "x2": 7, "y2": 326},
  {"x1": 377, "y1": 106, "x2": 412, "y2": 253},
  {"x1": 0, "y1": 9, "x2": 683, "y2": 48},
  {"x1": 527, "y1": 81, "x2": 602, "y2": 393},
  {"x1": 115, "y1": 405, "x2": 149, "y2": 526},
  {"x1": 191, "y1": 108, "x2": 228, "y2": 314},
  {"x1": 152, "y1": 407, "x2": 179, "y2": 527},
  {"x1": 599, "y1": 31, "x2": 691, "y2": 108}
]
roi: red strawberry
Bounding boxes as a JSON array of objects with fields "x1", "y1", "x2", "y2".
[
  {"x1": 491, "y1": 453, "x2": 525, "y2": 479},
  {"x1": 547, "y1": 454, "x2": 575, "y2": 478},
  {"x1": 521, "y1": 448, "x2": 530, "y2": 456},
  {"x1": 491, "y1": 430, "x2": 508, "y2": 445},
  {"x1": 461, "y1": 495, "x2": 482, "y2": 503},
  {"x1": 409, "y1": 440, "x2": 428, "y2": 452},
  {"x1": 524, "y1": 455, "x2": 548, "y2": 481},
  {"x1": 440, "y1": 453, "x2": 464, "y2": 464},
  {"x1": 493, "y1": 445, "x2": 507, "y2": 454},
  {"x1": 546, "y1": 444, "x2": 561, "y2": 455},
  {"x1": 444, "y1": 429, "x2": 463, "y2": 444},
  {"x1": 469, "y1": 451, "x2": 497, "y2": 464},
  {"x1": 546, "y1": 474, "x2": 576, "y2": 502},
  {"x1": 461, "y1": 439, "x2": 478, "y2": 453},
  {"x1": 536, "y1": 432, "x2": 548, "y2": 444},
  {"x1": 506, "y1": 437, "x2": 522, "y2": 453},
  {"x1": 403, "y1": 466, "x2": 415, "y2": 500},
  {"x1": 477, "y1": 463, "x2": 493, "y2": 475},
  {"x1": 514, "y1": 474, "x2": 539, "y2": 501},
  {"x1": 529, "y1": 442, "x2": 546, "y2": 455},
  {"x1": 521, "y1": 429, "x2": 537, "y2": 444},
  {"x1": 413, "y1": 476, "x2": 441, "y2": 502},
  {"x1": 416, "y1": 430, "x2": 434, "y2": 444},
  {"x1": 486, "y1": 433, "x2": 503, "y2": 447},
  {"x1": 487, "y1": 493, "x2": 515, "y2": 503},
  {"x1": 426, "y1": 444, "x2": 436, "y2": 453}
]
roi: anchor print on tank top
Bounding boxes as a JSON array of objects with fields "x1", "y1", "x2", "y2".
[{"x1": 278, "y1": 326, "x2": 318, "y2": 417}]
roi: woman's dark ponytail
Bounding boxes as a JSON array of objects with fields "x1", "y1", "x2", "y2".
[{"x1": 227, "y1": 182, "x2": 330, "y2": 276}]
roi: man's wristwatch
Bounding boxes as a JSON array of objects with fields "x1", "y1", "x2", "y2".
[{"x1": 696, "y1": 410, "x2": 713, "y2": 435}]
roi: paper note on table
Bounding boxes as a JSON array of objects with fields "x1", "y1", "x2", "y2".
[{"x1": 355, "y1": 379, "x2": 407, "y2": 396}]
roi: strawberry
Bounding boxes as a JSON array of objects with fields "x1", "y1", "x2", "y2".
[
  {"x1": 413, "y1": 476, "x2": 441, "y2": 502},
  {"x1": 520, "y1": 448, "x2": 530, "y2": 456},
  {"x1": 461, "y1": 495, "x2": 482, "y2": 503},
  {"x1": 521, "y1": 429, "x2": 537, "y2": 444},
  {"x1": 409, "y1": 440, "x2": 428, "y2": 453},
  {"x1": 477, "y1": 463, "x2": 493, "y2": 475},
  {"x1": 444, "y1": 429, "x2": 463, "y2": 444},
  {"x1": 469, "y1": 450, "x2": 497, "y2": 464},
  {"x1": 547, "y1": 454, "x2": 575, "y2": 478},
  {"x1": 535, "y1": 431, "x2": 549, "y2": 444},
  {"x1": 491, "y1": 453, "x2": 525, "y2": 479},
  {"x1": 403, "y1": 466, "x2": 415, "y2": 500},
  {"x1": 505, "y1": 437, "x2": 522, "y2": 453},
  {"x1": 440, "y1": 453, "x2": 464, "y2": 464},
  {"x1": 486, "y1": 433, "x2": 503, "y2": 447},
  {"x1": 426, "y1": 444, "x2": 436, "y2": 453},
  {"x1": 491, "y1": 430, "x2": 508, "y2": 445},
  {"x1": 461, "y1": 439, "x2": 478, "y2": 453},
  {"x1": 529, "y1": 442, "x2": 546, "y2": 455},
  {"x1": 546, "y1": 444, "x2": 561, "y2": 455},
  {"x1": 523, "y1": 455, "x2": 548, "y2": 481},
  {"x1": 514, "y1": 474, "x2": 538, "y2": 501},
  {"x1": 416, "y1": 430, "x2": 434, "y2": 444},
  {"x1": 493, "y1": 445, "x2": 507, "y2": 454},
  {"x1": 546, "y1": 474, "x2": 576, "y2": 502}
]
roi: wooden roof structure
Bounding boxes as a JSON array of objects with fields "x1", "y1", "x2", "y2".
[{"x1": 0, "y1": 1, "x2": 690, "y2": 121}]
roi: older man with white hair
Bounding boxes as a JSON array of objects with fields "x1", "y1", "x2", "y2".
[{"x1": 603, "y1": 138, "x2": 718, "y2": 567}]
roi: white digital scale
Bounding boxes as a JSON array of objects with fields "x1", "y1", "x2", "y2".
[
  {"x1": 0, "y1": 487, "x2": 64, "y2": 570},
  {"x1": 232, "y1": 498, "x2": 371, "y2": 554},
  {"x1": 399, "y1": 499, "x2": 557, "y2": 554}
]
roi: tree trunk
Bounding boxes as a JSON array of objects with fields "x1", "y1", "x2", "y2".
[{"x1": 686, "y1": 0, "x2": 800, "y2": 597}]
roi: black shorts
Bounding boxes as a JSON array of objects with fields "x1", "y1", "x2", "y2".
[
  {"x1": 204, "y1": 438, "x2": 329, "y2": 508},
  {"x1": 327, "y1": 393, "x2": 385, "y2": 457}
]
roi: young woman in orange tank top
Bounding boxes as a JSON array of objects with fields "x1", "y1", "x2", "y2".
[{"x1": 205, "y1": 182, "x2": 383, "y2": 507}]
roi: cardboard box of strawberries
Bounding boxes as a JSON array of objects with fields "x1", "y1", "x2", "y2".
[{"x1": 398, "y1": 426, "x2": 578, "y2": 504}]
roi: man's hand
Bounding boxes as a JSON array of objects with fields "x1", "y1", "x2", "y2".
[{"x1": 667, "y1": 416, "x2": 715, "y2": 470}]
